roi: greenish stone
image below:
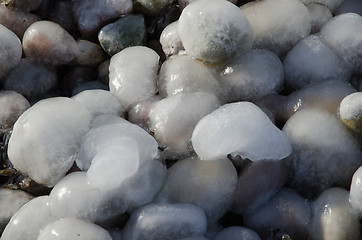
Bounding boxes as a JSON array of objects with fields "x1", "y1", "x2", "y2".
[{"x1": 98, "y1": 14, "x2": 146, "y2": 56}]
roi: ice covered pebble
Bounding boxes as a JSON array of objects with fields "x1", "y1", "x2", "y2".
[
  {"x1": 158, "y1": 55, "x2": 222, "y2": 99},
  {"x1": 109, "y1": 46, "x2": 159, "y2": 109},
  {"x1": 0, "y1": 91, "x2": 29, "y2": 133},
  {"x1": 283, "y1": 108, "x2": 362, "y2": 198},
  {"x1": 213, "y1": 227, "x2": 261, "y2": 240},
  {"x1": 241, "y1": 0, "x2": 311, "y2": 56},
  {"x1": 350, "y1": 167, "x2": 362, "y2": 217},
  {"x1": 219, "y1": 49, "x2": 283, "y2": 102},
  {"x1": 192, "y1": 102, "x2": 292, "y2": 162},
  {"x1": 0, "y1": 24, "x2": 21, "y2": 79},
  {"x1": 8, "y1": 97, "x2": 92, "y2": 187},
  {"x1": 283, "y1": 35, "x2": 351, "y2": 90},
  {"x1": 311, "y1": 188, "x2": 360, "y2": 240},
  {"x1": 179, "y1": 0, "x2": 253, "y2": 64},
  {"x1": 23, "y1": 21, "x2": 79, "y2": 66},
  {"x1": 37, "y1": 218, "x2": 112, "y2": 240},
  {"x1": 159, "y1": 21, "x2": 184, "y2": 57},
  {"x1": 339, "y1": 92, "x2": 362, "y2": 144},
  {"x1": 321, "y1": 13, "x2": 362, "y2": 74},
  {"x1": 72, "y1": 0, "x2": 133, "y2": 38},
  {"x1": 149, "y1": 92, "x2": 220, "y2": 158},
  {"x1": 122, "y1": 203, "x2": 207, "y2": 240},
  {"x1": 128, "y1": 95, "x2": 162, "y2": 130},
  {"x1": 300, "y1": 0, "x2": 344, "y2": 12},
  {"x1": 166, "y1": 156, "x2": 237, "y2": 221},
  {"x1": 306, "y1": 4, "x2": 332, "y2": 33}
]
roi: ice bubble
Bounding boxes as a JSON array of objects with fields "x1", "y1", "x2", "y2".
[
  {"x1": 311, "y1": 188, "x2": 360, "y2": 240},
  {"x1": 122, "y1": 203, "x2": 207, "y2": 240},
  {"x1": 109, "y1": 46, "x2": 159, "y2": 109},
  {"x1": 321, "y1": 13, "x2": 362, "y2": 74},
  {"x1": 283, "y1": 35, "x2": 351, "y2": 90},
  {"x1": 149, "y1": 92, "x2": 220, "y2": 159},
  {"x1": 231, "y1": 159, "x2": 289, "y2": 215},
  {"x1": 37, "y1": 218, "x2": 112, "y2": 240},
  {"x1": 76, "y1": 120, "x2": 158, "y2": 171},
  {"x1": 306, "y1": 4, "x2": 332, "y2": 33},
  {"x1": 335, "y1": 0, "x2": 362, "y2": 15},
  {"x1": 243, "y1": 188, "x2": 312, "y2": 240},
  {"x1": 23, "y1": 21, "x2": 79, "y2": 66},
  {"x1": 213, "y1": 226, "x2": 261, "y2": 240},
  {"x1": 283, "y1": 108, "x2": 362, "y2": 198},
  {"x1": 158, "y1": 55, "x2": 222, "y2": 99},
  {"x1": 350, "y1": 167, "x2": 362, "y2": 217},
  {"x1": 192, "y1": 102, "x2": 292, "y2": 162},
  {"x1": 0, "y1": 24, "x2": 21, "y2": 79},
  {"x1": 218, "y1": 49, "x2": 283, "y2": 102},
  {"x1": 159, "y1": 21, "x2": 184, "y2": 57},
  {"x1": 166, "y1": 156, "x2": 237, "y2": 221},
  {"x1": 72, "y1": 89, "x2": 125, "y2": 118},
  {"x1": 241, "y1": 0, "x2": 311, "y2": 56},
  {"x1": 1, "y1": 196, "x2": 56, "y2": 240},
  {"x1": 0, "y1": 189, "x2": 33, "y2": 234},
  {"x1": 178, "y1": 0, "x2": 253, "y2": 64},
  {"x1": 8, "y1": 97, "x2": 92, "y2": 187}
]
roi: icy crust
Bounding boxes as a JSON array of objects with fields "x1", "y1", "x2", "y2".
[
  {"x1": 178, "y1": 0, "x2": 253, "y2": 64},
  {"x1": 191, "y1": 102, "x2": 292, "y2": 161},
  {"x1": 7, "y1": 97, "x2": 92, "y2": 187},
  {"x1": 241, "y1": 0, "x2": 311, "y2": 56},
  {"x1": 339, "y1": 92, "x2": 362, "y2": 121},
  {"x1": 350, "y1": 167, "x2": 362, "y2": 217},
  {"x1": 37, "y1": 218, "x2": 112, "y2": 240},
  {"x1": 159, "y1": 21, "x2": 184, "y2": 57},
  {"x1": 306, "y1": 4, "x2": 332, "y2": 33},
  {"x1": 109, "y1": 46, "x2": 159, "y2": 109}
]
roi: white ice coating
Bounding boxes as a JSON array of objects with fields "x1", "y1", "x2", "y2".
[
  {"x1": 306, "y1": 4, "x2": 332, "y2": 33},
  {"x1": 213, "y1": 226, "x2": 261, "y2": 240},
  {"x1": 219, "y1": 49, "x2": 284, "y2": 102},
  {"x1": 321, "y1": 13, "x2": 362, "y2": 73},
  {"x1": 350, "y1": 167, "x2": 362, "y2": 218},
  {"x1": 1, "y1": 196, "x2": 56, "y2": 240},
  {"x1": 0, "y1": 24, "x2": 22, "y2": 79},
  {"x1": 178, "y1": 0, "x2": 253, "y2": 63},
  {"x1": 339, "y1": 92, "x2": 362, "y2": 121},
  {"x1": 283, "y1": 34, "x2": 351, "y2": 90},
  {"x1": 109, "y1": 46, "x2": 159, "y2": 109},
  {"x1": 72, "y1": 89, "x2": 125, "y2": 118},
  {"x1": 242, "y1": 0, "x2": 311, "y2": 56},
  {"x1": 158, "y1": 55, "x2": 222, "y2": 99},
  {"x1": 192, "y1": 102, "x2": 292, "y2": 161},
  {"x1": 148, "y1": 92, "x2": 220, "y2": 158},
  {"x1": 37, "y1": 218, "x2": 112, "y2": 240},
  {"x1": 7, "y1": 97, "x2": 92, "y2": 187},
  {"x1": 159, "y1": 21, "x2": 184, "y2": 57}
]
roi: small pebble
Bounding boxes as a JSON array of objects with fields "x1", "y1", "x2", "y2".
[{"x1": 72, "y1": 40, "x2": 106, "y2": 67}]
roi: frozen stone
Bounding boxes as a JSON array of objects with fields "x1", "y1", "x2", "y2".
[
  {"x1": 350, "y1": 167, "x2": 362, "y2": 217},
  {"x1": 109, "y1": 46, "x2": 159, "y2": 109},
  {"x1": 241, "y1": 0, "x2": 311, "y2": 56},
  {"x1": 158, "y1": 55, "x2": 222, "y2": 99},
  {"x1": 179, "y1": 0, "x2": 253, "y2": 63},
  {"x1": 0, "y1": 24, "x2": 21, "y2": 79},
  {"x1": 0, "y1": 189, "x2": 33, "y2": 234},
  {"x1": 128, "y1": 96, "x2": 162, "y2": 130},
  {"x1": 133, "y1": 0, "x2": 172, "y2": 15},
  {"x1": 0, "y1": 5, "x2": 40, "y2": 38},
  {"x1": 48, "y1": 1, "x2": 77, "y2": 34},
  {"x1": 8, "y1": 97, "x2": 92, "y2": 187},
  {"x1": 149, "y1": 92, "x2": 220, "y2": 159},
  {"x1": 3, "y1": 58, "x2": 58, "y2": 101},
  {"x1": 231, "y1": 159, "x2": 289, "y2": 215},
  {"x1": 178, "y1": 0, "x2": 237, "y2": 11},
  {"x1": 299, "y1": 0, "x2": 344, "y2": 12},
  {"x1": 2, "y1": 0, "x2": 42, "y2": 11},
  {"x1": 99, "y1": 15, "x2": 146, "y2": 56},
  {"x1": 76, "y1": 120, "x2": 158, "y2": 171},
  {"x1": 283, "y1": 108, "x2": 362, "y2": 198},
  {"x1": 0, "y1": 91, "x2": 30, "y2": 133},
  {"x1": 72, "y1": 40, "x2": 106, "y2": 67},
  {"x1": 192, "y1": 102, "x2": 292, "y2": 161},
  {"x1": 306, "y1": 4, "x2": 332, "y2": 33},
  {"x1": 160, "y1": 21, "x2": 184, "y2": 57},
  {"x1": 321, "y1": 13, "x2": 362, "y2": 74},
  {"x1": 90, "y1": 114, "x2": 128, "y2": 129},
  {"x1": 283, "y1": 35, "x2": 351, "y2": 90},
  {"x1": 335, "y1": 0, "x2": 362, "y2": 16},
  {"x1": 311, "y1": 188, "x2": 360, "y2": 240},
  {"x1": 37, "y1": 218, "x2": 112, "y2": 240},
  {"x1": 243, "y1": 189, "x2": 312, "y2": 240},
  {"x1": 218, "y1": 49, "x2": 283, "y2": 102},
  {"x1": 72, "y1": 89, "x2": 125, "y2": 118},
  {"x1": 23, "y1": 21, "x2": 79, "y2": 66},
  {"x1": 213, "y1": 227, "x2": 261, "y2": 240},
  {"x1": 166, "y1": 156, "x2": 237, "y2": 221},
  {"x1": 1, "y1": 196, "x2": 56, "y2": 240},
  {"x1": 122, "y1": 203, "x2": 207, "y2": 240},
  {"x1": 73, "y1": 0, "x2": 132, "y2": 38},
  {"x1": 50, "y1": 172, "x2": 128, "y2": 224}
]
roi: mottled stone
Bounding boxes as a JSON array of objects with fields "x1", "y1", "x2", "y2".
[
  {"x1": 1, "y1": 0, "x2": 42, "y2": 11},
  {"x1": 134, "y1": 0, "x2": 173, "y2": 15},
  {"x1": 72, "y1": 40, "x2": 106, "y2": 67}
]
